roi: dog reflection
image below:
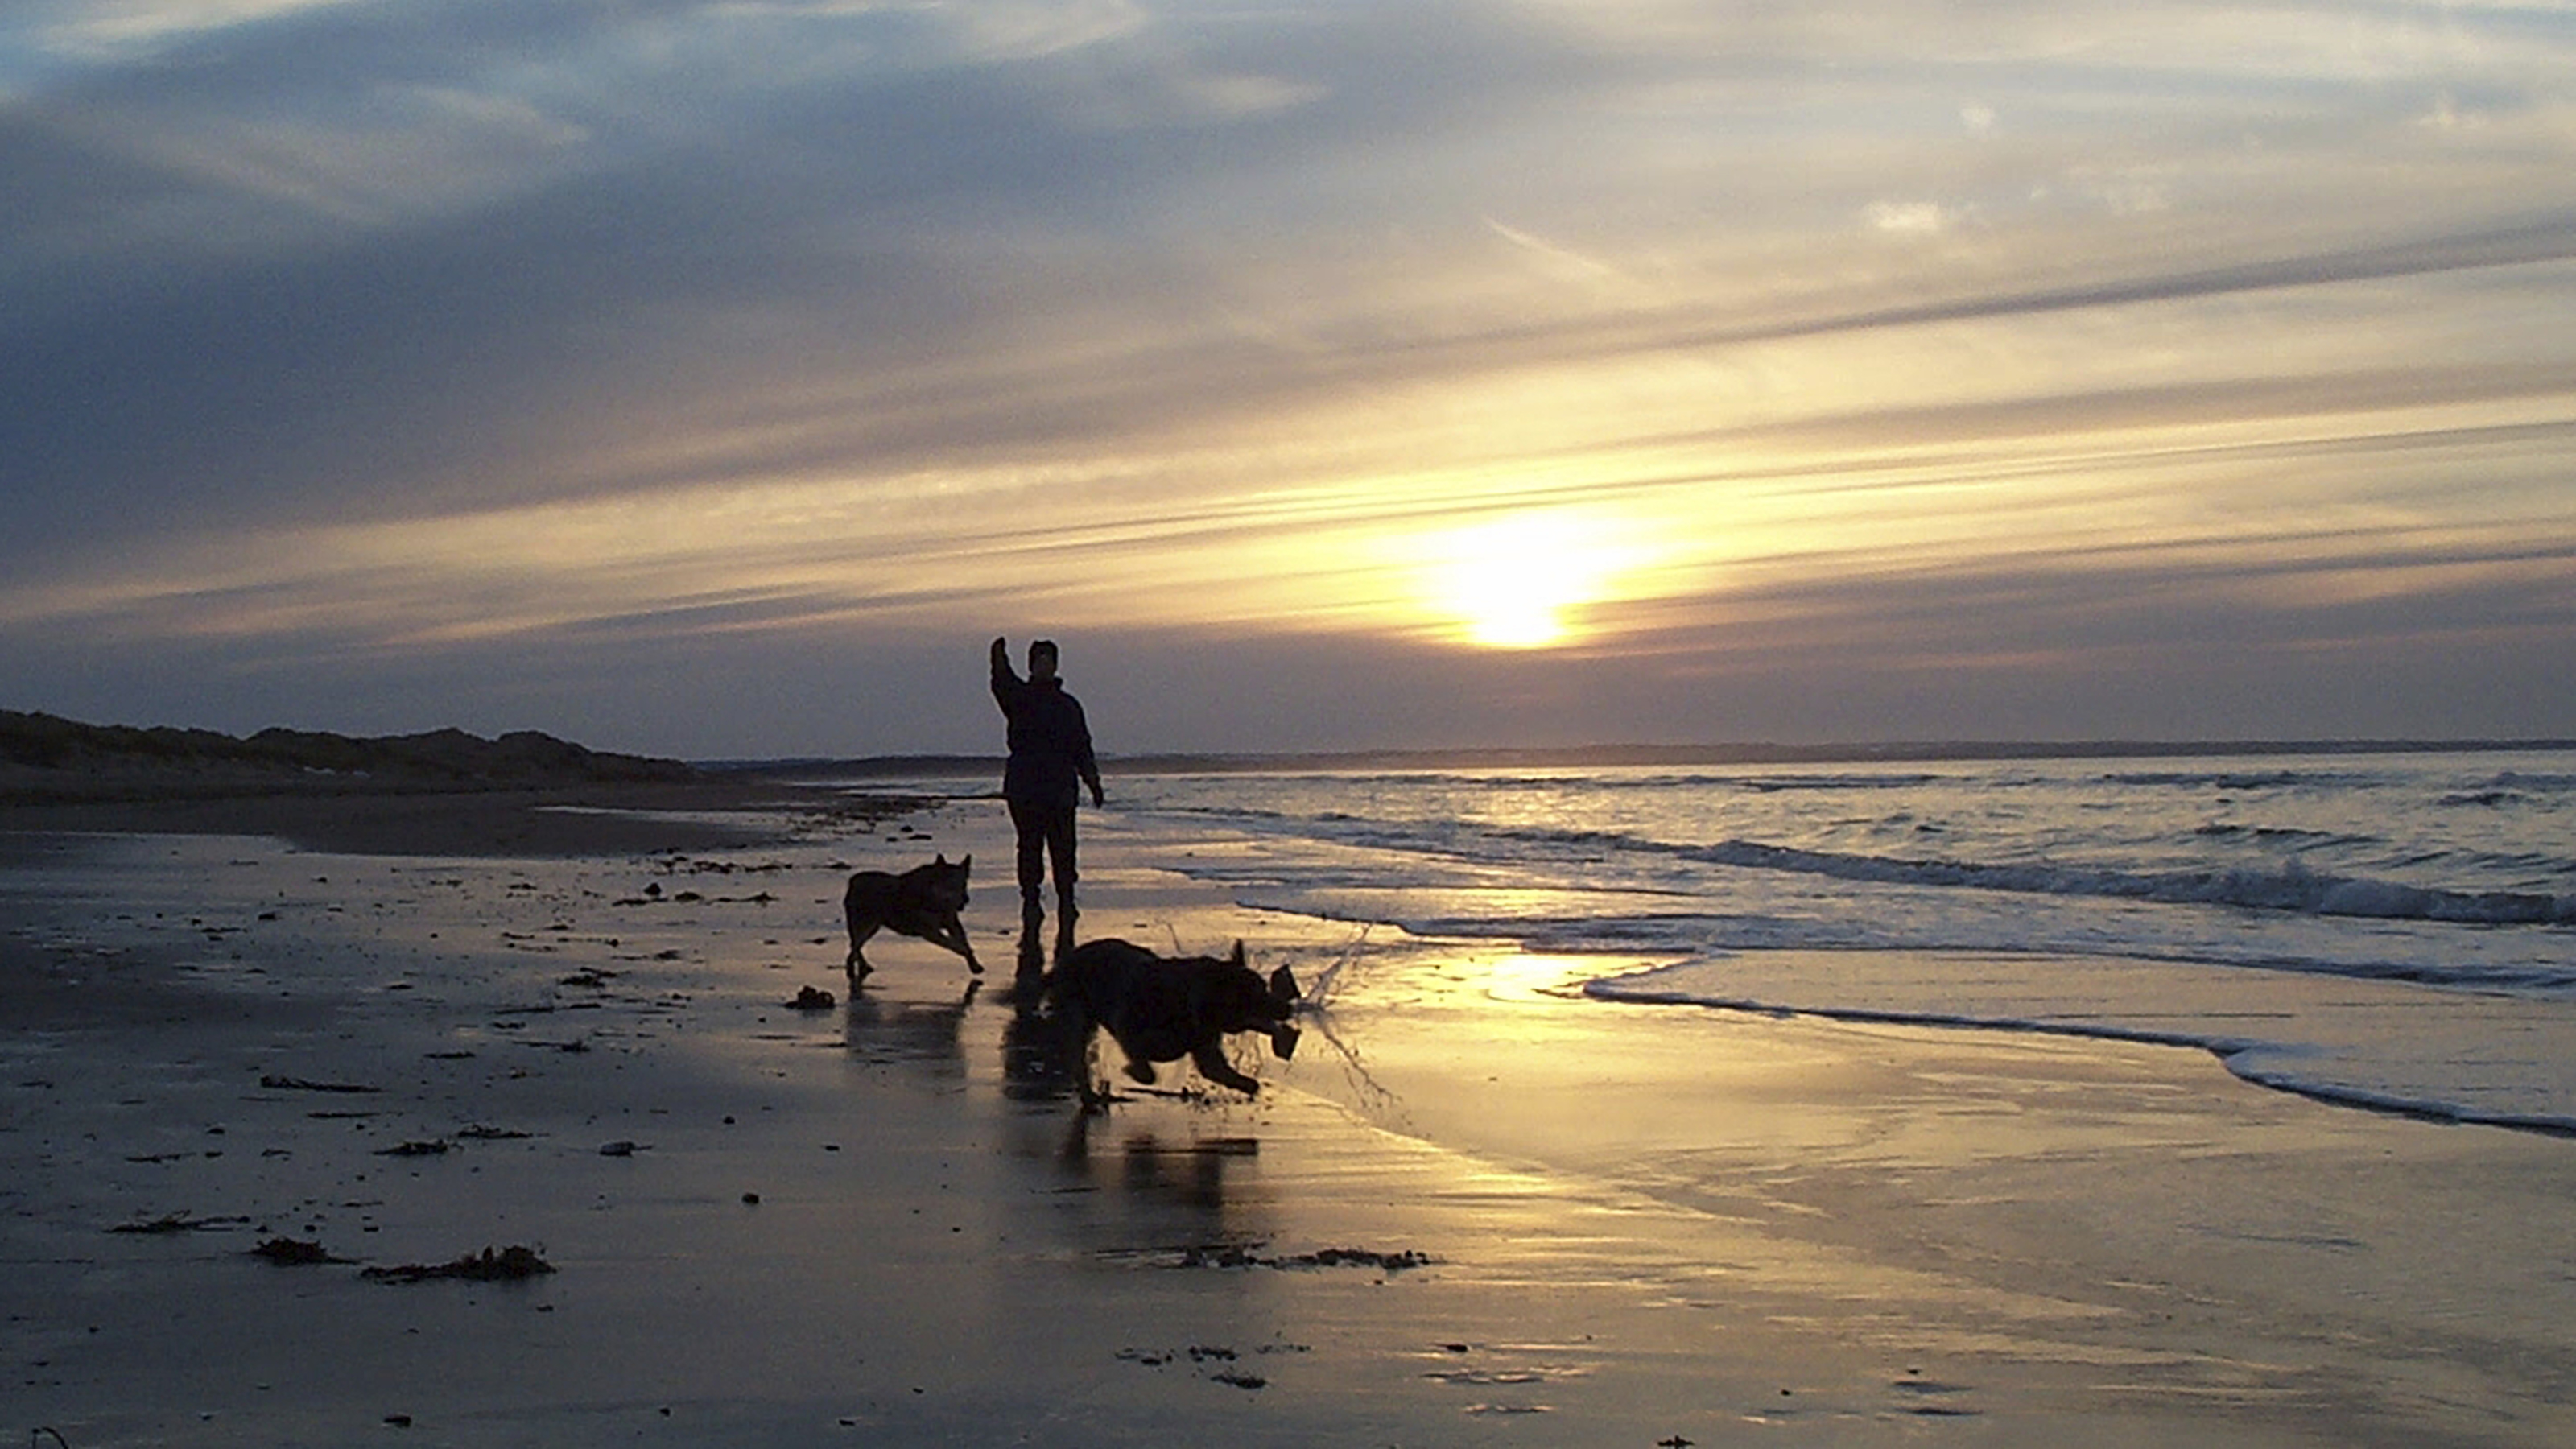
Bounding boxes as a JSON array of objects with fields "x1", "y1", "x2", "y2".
[
  {"x1": 1058, "y1": 1118, "x2": 1258, "y2": 1212},
  {"x1": 842, "y1": 978, "x2": 978, "y2": 1078}
]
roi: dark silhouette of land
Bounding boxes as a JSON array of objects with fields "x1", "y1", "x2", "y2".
[
  {"x1": 0, "y1": 711, "x2": 915, "y2": 855},
  {"x1": 2, "y1": 709, "x2": 691, "y2": 800}
]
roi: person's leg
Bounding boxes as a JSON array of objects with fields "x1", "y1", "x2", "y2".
[
  {"x1": 1045, "y1": 805, "x2": 1080, "y2": 919},
  {"x1": 1007, "y1": 796, "x2": 1048, "y2": 920}
]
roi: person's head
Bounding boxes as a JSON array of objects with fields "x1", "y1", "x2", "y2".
[{"x1": 1027, "y1": 639, "x2": 1059, "y2": 680}]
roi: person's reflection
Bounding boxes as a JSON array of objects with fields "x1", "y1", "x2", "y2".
[
  {"x1": 999, "y1": 983, "x2": 1076, "y2": 1102},
  {"x1": 1014, "y1": 913, "x2": 1050, "y2": 989}
]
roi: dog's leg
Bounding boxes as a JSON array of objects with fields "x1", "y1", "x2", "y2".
[
  {"x1": 1045, "y1": 976, "x2": 1100, "y2": 1110},
  {"x1": 931, "y1": 918, "x2": 983, "y2": 975},
  {"x1": 1069, "y1": 1021, "x2": 1110, "y2": 1112},
  {"x1": 844, "y1": 920, "x2": 877, "y2": 985},
  {"x1": 1191, "y1": 1040, "x2": 1262, "y2": 1095}
]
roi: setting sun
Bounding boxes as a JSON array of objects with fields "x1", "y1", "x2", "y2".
[{"x1": 1426, "y1": 513, "x2": 1634, "y2": 650}]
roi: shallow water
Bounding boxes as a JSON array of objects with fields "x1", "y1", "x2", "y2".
[{"x1": 852, "y1": 749, "x2": 2576, "y2": 1132}]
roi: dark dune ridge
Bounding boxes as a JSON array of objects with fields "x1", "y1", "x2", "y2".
[
  {"x1": 1, "y1": 709, "x2": 692, "y2": 801},
  {"x1": 0, "y1": 711, "x2": 916, "y2": 855}
]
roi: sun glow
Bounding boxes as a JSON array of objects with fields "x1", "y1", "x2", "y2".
[{"x1": 1425, "y1": 512, "x2": 1637, "y2": 650}]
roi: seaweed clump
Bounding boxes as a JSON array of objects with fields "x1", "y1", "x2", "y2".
[
  {"x1": 361, "y1": 1245, "x2": 555, "y2": 1283},
  {"x1": 1166, "y1": 1243, "x2": 1431, "y2": 1273},
  {"x1": 251, "y1": 1237, "x2": 353, "y2": 1265}
]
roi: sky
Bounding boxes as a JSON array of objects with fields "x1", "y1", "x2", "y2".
[{"x1": 4, "y1": 0, "x2": 2574, "y2": 760}]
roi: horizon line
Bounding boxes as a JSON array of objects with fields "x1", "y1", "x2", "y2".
[{"x1": 716, "y1": 737, "x2": 2576, "y2": 775}]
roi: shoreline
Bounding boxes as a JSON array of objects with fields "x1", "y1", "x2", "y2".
[
  {"x1": 6, "y1": 796, "x2": 2576, "y2": 1444},
  {"x1": 1584, "y1": 972, "x2": 2576, "y2": 1141}
]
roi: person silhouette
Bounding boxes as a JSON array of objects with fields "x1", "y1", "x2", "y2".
[{"x1": 989, "y1": 637, "x2": 1104, "y2": 951}]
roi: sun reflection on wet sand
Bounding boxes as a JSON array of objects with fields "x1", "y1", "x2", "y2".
[{"x1": 1480, "y1": 952, "x2": 1608, "y2": 1002}]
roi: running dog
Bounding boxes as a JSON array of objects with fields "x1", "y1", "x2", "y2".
[
  {"x1": 1051, "y1": 937, "x2": 1299, "y2": 1104},
  {"x1": 843, "y1": 854, "x2": 979, "y2": 982}
]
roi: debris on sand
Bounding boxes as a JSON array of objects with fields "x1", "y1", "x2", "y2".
[
  {"x1": 259, "y1": 1073, "x2": 381, "y2": 1094},
  {"x1": 361, "y1": 1245, "x2": 555, "y2": 1283},
  {"x1": 1288, "y1": 1246, "x2": 1432, "y2": 1271},
  {"x1": 109, "y1": 1211, "x2": 250, "y2": 1235},
  {"x1": 251, "y1": 1236, "x2": 353, "y2": 1265},
  {"x1": 1134, "y1": 1242, "x2": 1433, "y2": 1273},
  {"x1": 374, "y1": 1139, "x2": 452, "y2": 1158},
  {"x1": 788, "y1": 985, "x2": 836, "y2": 1011},
  {"x1": 1117, "y1": 1340, "x2": 1306, "y2": 1389}
]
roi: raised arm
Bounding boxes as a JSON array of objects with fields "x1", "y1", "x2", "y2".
[{"x1": 989, "y1": 636, "x2": 1020, "y2": 705}]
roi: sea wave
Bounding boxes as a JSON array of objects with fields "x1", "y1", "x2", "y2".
[
  {"x1": 2097, "y1": 768, "x2": 2383, "y2": 791},
  {"x1": 1464, "y1": 828, "x2": 2576, "y2": 927},
  {"x1": 1165, "y1": 794, "x2": 2576, "y2": 928},
  {"x1": 1336, "y1": 899, "x2": 2576, "y2": 993},
  {"x1": 1732, "y1": 772, "x2": 1949, "y2": 793}
]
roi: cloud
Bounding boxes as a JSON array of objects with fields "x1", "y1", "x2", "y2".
[
  {"x1": 1864, "y1": 200, "x2": 1958, "y2": 236},
  {"x1": 2, "y1": 1, "x2": 1612, "y2": 537},
  {"x1": 4, "y1": 0, "x2": 2575, "y2": 751}
]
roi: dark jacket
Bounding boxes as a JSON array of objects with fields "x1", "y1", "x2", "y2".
[{"x1": 992, "y1": 645, "x2": 1101, "y2": 809}]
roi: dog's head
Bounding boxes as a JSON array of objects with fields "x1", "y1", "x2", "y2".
[
  {"x1": 1191, "y1": 941, "x2": 1302, "y2": 1060},
  {"x1": 908, "y1": 852, "x2": 972, "y2": 910}
]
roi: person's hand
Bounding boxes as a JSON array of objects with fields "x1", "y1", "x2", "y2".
[{"x1": 1090, "y1": 783, "x2": 1106, "y2": 808}]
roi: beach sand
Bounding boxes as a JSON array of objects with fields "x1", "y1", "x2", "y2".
[{"x1": 6, "y1": 792, "x2": 2574, "y2": 1447}]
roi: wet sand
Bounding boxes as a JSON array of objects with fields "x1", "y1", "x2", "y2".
[{"x1": 5, "y1": 797, "x2": 2574, "y2": 1446}]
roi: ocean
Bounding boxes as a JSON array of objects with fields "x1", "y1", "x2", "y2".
[{"x1": 876, "y1": 746, "x2": 2576, "y2": 1135}]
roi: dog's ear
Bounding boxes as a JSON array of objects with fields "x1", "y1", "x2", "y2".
[
  {"x1": 960, "y1": 853, "x2": 971, "y2": 871},
  {"x1": 1228, "y1": 940, "x2": 1246, "y2": 970},
  {"x1": 934, "y1": 852, "x2": 947, "y2": 865},
  {"x1": 1269, "y1": 964, "x2": 1300, "y2": 1005}
]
